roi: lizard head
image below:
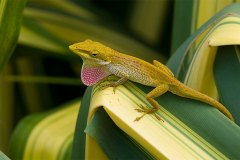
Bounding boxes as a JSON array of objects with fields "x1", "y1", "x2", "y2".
[{"x1": 69, "y1": 39, "x2": 114, "y2": 65}]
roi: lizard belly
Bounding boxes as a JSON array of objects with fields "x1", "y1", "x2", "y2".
[{"x1": 106, "y1": 64, "x2": 158, "y2": 87}]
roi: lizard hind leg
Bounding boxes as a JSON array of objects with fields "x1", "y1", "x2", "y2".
[{"x1": 135, "y1": 84, "x2": 169, "y2": 121}]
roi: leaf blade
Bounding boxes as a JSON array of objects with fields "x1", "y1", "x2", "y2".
[{"x1": 0, "y1": 0, "x2": 27, "y2": 72}]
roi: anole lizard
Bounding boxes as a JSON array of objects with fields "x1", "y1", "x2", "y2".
[{"x1": 69, "y1": 39, "x2": 234, "y2": 121}]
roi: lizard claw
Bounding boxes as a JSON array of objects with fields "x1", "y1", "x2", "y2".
[
  {"x1": 134, "y1": 105, "x2": 164, "y2": 122},
  {"x1": 112, "y1": 86, "x2": 117, "y2": 94},
  {"x1": 135, "y1": 104, "x2": 148, "y2": 112}
]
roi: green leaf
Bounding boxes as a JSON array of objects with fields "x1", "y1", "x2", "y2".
[
  {"x1": 71, "y1": 87, "x2": 92, "y2": 160},
  {"x1": 72, "y1": 4, "x2": 240, "y2": 159},
  {"x1": 85, "y1": 108, "x2": 156, "y2": 160},
  {"x1": 0, "y1": 0, "x2": 26, "y2": 153},
  {"x1": 0, "y1": 0, "x2": 27, "y2": 72},
  {"x1": 74, "y1": 79, "x2": 240, "y2": 159},
  {"x1": 170, "y1": 0, "x2": 234, "y2": 54},
  {"x1": 9, "y1": 99, "x2": 80, "y2": 160},
  {"x1": 171, "y1": 0, "x2": 194, "y2": 54},
  {"x1": 214, "y1": 45, "x2": 240, "y2": 125},
  {"x1": 168, "y1": 3, "x2": 240, "y2": 78},
  {"x1": 167, "y1": 3, "x2": 240, "y2": 123},
  {"x1": 9, "y1": 109, "x2": 54, "y2": 159},
  {"x1": 20, "y1": 3, "x2": 165, "y2": 62},
  {"x1": 137, "y1": 83, "x2": 240, "y2": 159}
]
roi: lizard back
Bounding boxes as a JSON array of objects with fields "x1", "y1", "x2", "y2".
[{"x1": 107, "y1": 52, "x2": 174, "y2": 87}]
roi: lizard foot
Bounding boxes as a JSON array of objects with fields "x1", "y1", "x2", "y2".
[
  {"x1": 134, "y1": 105, "x2": 164, "y2": 122},
  {"x1": 98, "y1": 82, "x2": 118, "y2": 93}
]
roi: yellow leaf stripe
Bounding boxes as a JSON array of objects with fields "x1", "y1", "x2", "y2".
[
  {"x1": 23, "y1": 100, "x2": 80, "y2": 160},
  {"x1": 185, "y1": 15, "x2": 240, "y2": 98},
  {"x1": 86, "y1": 82, "x2": 227, "y2": 160},
  {"x1": 191, "y1": 0, "x2": 233, "y2": 45},
  {"x1": 208, "y1": 17, "x2": 240, "y2": 46}
]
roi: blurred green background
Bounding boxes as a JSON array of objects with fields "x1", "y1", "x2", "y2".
[
  {"x1": 1, "y1": 0, "x2": 239, "y2": 159},
  {"x1": 0, "y1": 0, "x2": 173, "y2": 155}
]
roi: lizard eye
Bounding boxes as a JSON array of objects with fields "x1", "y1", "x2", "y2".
[{"x1": 91, "y1": 50, "x2": 99, "y2": 56}]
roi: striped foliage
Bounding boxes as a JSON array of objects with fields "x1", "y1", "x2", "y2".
[
  {"x1": 72, "y1": 3, "x2": 240, "y2": 159},
  {"x1": 3, "y1": 1, "x2": 240, "y2": 160},
  {"x1": 10, "y1": 100, "x2": 80, "y2": 160},
  {"x1": 0, "y1": 0, "x2": 27, "y2": 71},
  {"x1": 0, "y1": 0, "x2": 27, "y2": 155},
  {"x1": 171, "y1": 0, "x2": 239, "y2": 54}
]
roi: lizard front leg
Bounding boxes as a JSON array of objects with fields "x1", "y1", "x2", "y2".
[
  {"x1": 98, "y1": 74, "x2": 129, "y2": 93},
  {"x1": 135, "y1": 84, "x2": 169, "y2": 121}
]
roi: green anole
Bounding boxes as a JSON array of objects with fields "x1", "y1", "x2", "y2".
[{"x1": 69, "y1": 39, "x2": 234, "y2": 121}]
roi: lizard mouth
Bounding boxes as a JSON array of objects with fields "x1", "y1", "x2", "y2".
[
  {"x1": 74, "y1": 51, "x2": 90, "y2": 58},
  {"x1": 69, "y1": 45, "x2": 91, "y2": 58}
]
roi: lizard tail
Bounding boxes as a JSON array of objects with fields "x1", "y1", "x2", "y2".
[{"x1": 169, "y1": 81, "x2": 234, "y2": 121}]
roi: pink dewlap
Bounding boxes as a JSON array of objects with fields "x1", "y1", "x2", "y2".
[{"x1": 81, "y1": 63, "x2": 110, "y2": 86}]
